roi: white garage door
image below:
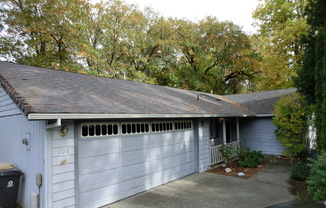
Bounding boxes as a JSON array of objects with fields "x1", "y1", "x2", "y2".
[{"x1": 78, "y1": 120, "x2": 195, "y2": 208}]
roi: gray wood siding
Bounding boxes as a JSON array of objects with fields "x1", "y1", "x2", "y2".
[
  {"x1": 0, "y1": 87, "x2": 46, "y2": 208},
  {"x1": 239, "y1": 118, "x2": 284, "y2": 155},
  {"x1": 48, "y1": 121, "x2": 76, "y2": 208},
  {"x1": 197, "y1": 119, "x2": 210, "y2": 172},
  {"x1": 0, "y1": 87, "x2": 21, "y2": 117}
]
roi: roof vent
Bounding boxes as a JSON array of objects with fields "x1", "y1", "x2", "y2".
[{"x1": 197, "y1": 93, "x2": 221, "y2": 102}]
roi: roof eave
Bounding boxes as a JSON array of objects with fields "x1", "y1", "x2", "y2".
[
  {"x1": 27, "y1": 113, "x2": 256, "y2": 120},
  {"x1": 255, "y1": 114, "x2": 274, "y2": 117}
]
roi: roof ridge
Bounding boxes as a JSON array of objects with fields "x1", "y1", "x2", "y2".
[{"x1": 0, "y1": 74, "x2": 35, "y2": 115}]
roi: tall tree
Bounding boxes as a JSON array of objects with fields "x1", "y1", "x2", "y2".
[
  {"x1": 1, "y1": 0, "x2": 91, "y2": 71},
  {"x1": 0, "y1": 0, "x2": 262, "y2": 94},
  {"x1": 173, "y1": 17, "x2": 261, "y2": 94},
  {"x1": 253, "y1": 0, "x2": 310, "y2": 90},
  {"x1": 296, "y1": 0, "x2": 326, "y2": 151}
]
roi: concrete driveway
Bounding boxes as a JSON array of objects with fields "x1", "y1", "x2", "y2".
[{"x1": 105, "y1": 163, "x2": 298, "y2": 208}]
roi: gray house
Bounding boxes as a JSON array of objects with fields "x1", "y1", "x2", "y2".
[{"x1": 0, "y1": 62, "x2": 295, "y2": 208}]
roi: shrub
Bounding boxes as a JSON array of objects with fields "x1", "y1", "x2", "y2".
[
  {"x1": 307, "y1": 151, "x2": 326, "y2": 201},
  {"x1": 291, "y1": 163, "x2": 310, "y2": 181},
  {"x1": 237, "y1": 150, "x2": 264, "y2": 168},
  {"x1": 272, "y1": 93, "x2": 311, "y2": 158},
  {"x1": 220, "y1": 145, "x2": 235, "y2": 163}
]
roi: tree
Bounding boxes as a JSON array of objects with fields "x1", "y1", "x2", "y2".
[
  {"x1": 172, "y1": 17, "x2": 261, "y2": 94},
  {"x1": 0, "y1": 0, "x2": 262, "y2": 94},
  {"x1": 272, "y1": 93, "x2": 310, "y2": 158},
  {"x1": 295, "y1": 0, "x2": 326, "y2": 151},
  {"x1": 253, "y1": 0, "x2": 310, "y2": 90},
  {"x1": 0, "y1": 0, "x2": 91, "y2": 72}
]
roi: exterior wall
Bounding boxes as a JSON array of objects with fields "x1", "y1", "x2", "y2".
[
  {"x1": 47, "y1": 121, "x2": 76, "y2": 208},
  {"x1": 239, "y1": 117, "x2": 284, "y2": 155},
  {"x1": 0, "y1": 87, "x2": 46, "y2": 208},
  {"x1": 197, "y1": 118, "x2": 210, "y2": 172}
]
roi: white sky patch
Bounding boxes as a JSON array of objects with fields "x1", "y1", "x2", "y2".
[{"x1": 124, "y1": 0, "x2": 260, "y2": 33}]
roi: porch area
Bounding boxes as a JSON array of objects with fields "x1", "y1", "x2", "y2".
[
  {"x1": 209, "y1": 118, "x2": 240, "y2": 166},
  {"x1": 210, "y1": 141, "x2": 239, "y2": 165}
]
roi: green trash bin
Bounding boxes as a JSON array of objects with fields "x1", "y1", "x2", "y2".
[{"x1": 0, "y1": 168, "x2": 24, "y2": 208}]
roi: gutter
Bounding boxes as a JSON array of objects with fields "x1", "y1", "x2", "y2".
[
  {"x1": 255, "y1": 114, "x2": 275, "y2": 117},
  {"x1": 27, "y1": 113, "x2": 257, "y2": 120}
]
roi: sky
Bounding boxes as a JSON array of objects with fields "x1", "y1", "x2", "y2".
[{"x1": 124, "y1": 0, "x2": 261, "y2": 33}]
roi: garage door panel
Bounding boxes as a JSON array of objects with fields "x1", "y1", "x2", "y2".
[
  {"x1": 151, "y1": 167, "x2": 177, "y2": 187},
  {"x1": 121, "y1": 161, "x2": 151, "y2": 181},
  {"x1": 121, "y1": 135, "x2": 150, "y2": 151},
  {"x1": 175, "y1": 163, "x2": 194, "y2": 177},
  {"x1": 80, "y1": 138, "x2": 120, "y2": 155},
  {"x1": 150, "y1": 144, "x2": 174, "y2": 159},
  {"x1": 174, "y1": 131, "x2": 193, "y2": 143},
  {"x1": 150, "y1": 133, "x2": 174, "y2": 147},
  {"x1": 80, "y1": 183, "x2": 120, "y2": 207},
  {"x1": 121, "y1": 148, "x2": 151, "y2": 166},
  {"x1": 121, "y1": 175, "x2": 151, "y2": 193},
  {"x1": 151, "y1": 156, "x2": 175, "y2": 172},
  {"x1": 80, "y1": 167, "x2": 120, "y2": 189},
  {"x1": 174, "y1": 142, "x2": 193, "y2": 154},
  {"x1": 79, "y1": 153, "x2": 120, "y2": 174},
  {"x1": 174, "y1": 152, "x2": 194, "y2": 165}
]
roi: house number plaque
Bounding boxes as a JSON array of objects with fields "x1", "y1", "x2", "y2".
[{"x1": 58, "y1": 148, "x2": 70, "y2": 155}]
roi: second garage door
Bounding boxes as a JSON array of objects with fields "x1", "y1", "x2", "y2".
[{"x1": 78, "y1": 120, "x2": 195, "y2": 208}]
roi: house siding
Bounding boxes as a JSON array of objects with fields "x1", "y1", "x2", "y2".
[
  {"x1": 0, "y1": 86, "x2": 46, "y2": 208},
  {"x1": 239, "y1": 117, "x2": 284, "y2": 155},
  {"x1": 197, "y1": 119, "x2": 210, "y2": 172},
  {"x1": 47, "y1": 121, "x2": 76, "y2": 208},
  {"x1": 0, "y1": 87, "x2": 21, "y2": 116}
]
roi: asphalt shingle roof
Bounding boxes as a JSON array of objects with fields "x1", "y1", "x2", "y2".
[
  {"x1": 224, "y1": 88, "x2": 297, "y2": 115},
  {"x1": 0, "y1": 62, "x2": 254, "y2": 118},
  {"x1": 0, "y1": 62, "x2": 296, "y2": 119}
]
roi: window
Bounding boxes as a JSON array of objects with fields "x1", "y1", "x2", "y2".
[
  {"x1": 174, "y1": 120, "x2": 192, "y2": 130},
  {"x1": 81, "y1": 123, "x2": 119, "y2": 137},
  {"x1": 121, "y1": 122, "x2": 150, "y2": 135},
  {"x1": 81, "y1": 120, "x2": 193, "y2": 137},
  {"x1": 151, "y1": 121, "x2": 174, "y2": 132}
]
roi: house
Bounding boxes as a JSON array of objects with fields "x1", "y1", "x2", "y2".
[{"x1": 0, "y1": 62, "x2": 295, "y2": 208}]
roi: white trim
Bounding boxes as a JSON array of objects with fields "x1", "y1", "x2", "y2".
[
  {"x1": 222, "y1": 120, "x2": 226, "y2": 145},
  {"x1": 236, "y1": 118, "x2": 240, "y2": 143},
  {"x1": 28, "y1": 113, "x2": 255, "y2": 120},
  {"x1": 255, "y1": 114, "x2": 274, "y2": 117}
]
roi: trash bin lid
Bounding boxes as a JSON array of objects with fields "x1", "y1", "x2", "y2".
[
  {"x1": 0, "y1": 168, "x2": 24, "y2": 176},
  {"x1": 0, "y1": 163, "x2": 14, "y2": 170}
]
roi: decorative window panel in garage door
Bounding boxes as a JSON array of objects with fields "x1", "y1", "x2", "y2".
[{"x1": 78, "y1": 120, "x2": 195, "y2": 208}]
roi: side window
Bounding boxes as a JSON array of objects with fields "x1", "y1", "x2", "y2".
[
  {"x1": 151, "y1": 121, "x2": 174, "y2": 133},
  {"x1": 81, "y1": 123, "x2": 119, "y2": 138},
  {"x1": 121, "y1": 122, "x2": 150, "y2": 135},
  {"x1": 174, "y1": 121, "x2": 192, "y2": 130}
]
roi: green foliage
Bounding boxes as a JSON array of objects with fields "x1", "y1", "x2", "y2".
[
  {"x1": 220, "y1": 145, "x2": 235, "y2": 163},
  {"x1": 295, "y1": 0, "x2": 326, "y2": 151},
  {"x1": 0, "y1": 0, "x2": 261, "y2": 95},
  {"x1": 272, "y1": 93, "x2": 310, "y2": 158},
  {"x1": 307, "y1": 151, "x2": 326, "y2": 201},
  {"x1": 237, "y1": 149, "x2": 264, "y2": 168},
  {"x1": 291, "y1": 163, "x2": 310, "y2": 181},
  {"x1": 253, "y1": 0, "x2": 310, "y2": 90}
]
